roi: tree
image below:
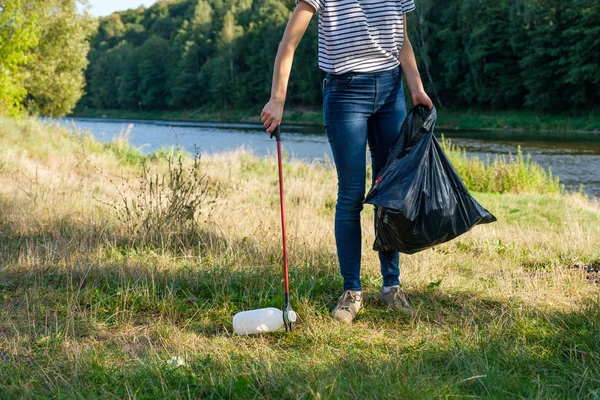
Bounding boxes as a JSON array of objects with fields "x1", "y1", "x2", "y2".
[
  {"x1": 0, "y1": 0, "x2": 39, "y2": 116},
  {"x1": 168, "y1": 1, "x2": 215, "y2": 108},
  {"x1": 434, "y1": 1, "x2": 470, "y2": 108},
  {"x1": 461, "y1": 0, "x2": 524, "y2": 108},
  {"x1": 408, "y1": 0, "x2": 443, "y2": 107},
  {"x1": 24, "y1": 0, "x2": 97, "y2": 116},
  {"x1": 170, "y1": 27, "x2": 212, "y2": 107},
  {"x1": 199, "y1": 56, "x2": 230, "y2": 108},
  {"x1": 560, "y1": 0, "x2": 600, "y2": 107},
  {"x1": 218, "y1": 11, "x2": 243, "y2": 82},
  {"x1": 138, "y1": 35, "x2": 170, "y2": 109},
  {"x1": 237, "y1": 0, "x2": 291, "y2": 107},
  {"x1": 89, "y1": 47, "x2": 123, "y2": 109},
  {"x1": 520, "y1": 0, "x2": 571, "y2": 110},
  {"x1": 117, "y1": 45, "x2": 142, "y2": 110},
  {"x1": 0, "y1": 0, "x2": 94, "y2": 117}
]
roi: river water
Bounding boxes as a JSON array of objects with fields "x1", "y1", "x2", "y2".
[{"x1": 59, "y1": 118, "x2": 600, "y2": 198}]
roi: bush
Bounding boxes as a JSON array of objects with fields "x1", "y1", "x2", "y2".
[
  {"x1": 112, "y1": 151, "x2": 216, "y2": 245},
  {"x1": 441, "y1": 136, "x2": 563, "y2": 194}
]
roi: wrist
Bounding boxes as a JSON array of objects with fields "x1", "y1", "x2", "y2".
[{"x1": 270, "y1": 96, "x2": 285, "y2": 104}]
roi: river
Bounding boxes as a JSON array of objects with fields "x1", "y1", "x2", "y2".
[{"x1": 59, "y1": 118, "x2": 600, "y2": 198}]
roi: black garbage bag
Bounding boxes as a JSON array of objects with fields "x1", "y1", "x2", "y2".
[{"x1": 364, "y1": 105, "x2": 496, "y2": 254}]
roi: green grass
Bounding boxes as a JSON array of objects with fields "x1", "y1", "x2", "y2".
[
  {"x1": 442, "y1": 136, "x2": 563, "y2": 194},
  {"x1": 1, "y1": 117, "x2": 600, "y2": 398},
  {"x1": 70, "y1": 106, "x2": 600, "y2": 133}
]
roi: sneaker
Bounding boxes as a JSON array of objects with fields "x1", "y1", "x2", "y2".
[
  {"x1": 377, "y1": 287, "x2": 412, "y2": 313},
  {"x1": 331, "y1": 290, "x2": 362, "y2": 323}
]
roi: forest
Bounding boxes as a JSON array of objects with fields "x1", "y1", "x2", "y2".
[
  {"x1": 1, "y1": 0, "x2": 598, "y2": 118},
  {"x1": 79, "y1": 0, "x2": 599, "y2": 115}
]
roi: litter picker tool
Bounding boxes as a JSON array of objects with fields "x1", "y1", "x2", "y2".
[{"x1": 232, "y1": 125, "x2": 296, "y2": 335}]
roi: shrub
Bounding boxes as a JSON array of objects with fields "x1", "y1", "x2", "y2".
[
  {"x1": 112, "y1": 151, "x2": 216, "y2": 245},
  {"x1": 441, "y1": 136, "x2": 563, "y2": 194}
]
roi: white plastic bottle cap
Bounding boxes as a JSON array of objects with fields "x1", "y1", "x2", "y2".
[{"x1": 287, "y1": 311, "x2": 297, "y2": 323}]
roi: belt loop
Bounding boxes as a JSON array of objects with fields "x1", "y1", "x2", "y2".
[{"x1": 322, "y1": 78, "x2": 326, "y2": 90}]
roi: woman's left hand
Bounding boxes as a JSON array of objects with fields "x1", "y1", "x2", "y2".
[{"x1": 411, "y1": 90, "x2": 433, "y2": 110}]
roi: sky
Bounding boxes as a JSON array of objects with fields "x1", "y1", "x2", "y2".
[{"x1": 84, "y1": 0, "x2": 158, "y2": 17}]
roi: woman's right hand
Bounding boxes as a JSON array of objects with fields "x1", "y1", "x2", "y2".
[{"x1": 261, "y1": 98, "x2": 284, "y2": 134}]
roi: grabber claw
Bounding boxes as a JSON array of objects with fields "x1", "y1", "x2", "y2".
[{"x1": 283, "y1": 293, "x2": 296, "y2": 332}]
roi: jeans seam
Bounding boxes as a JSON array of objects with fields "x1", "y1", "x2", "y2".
[{"x1": 373, "y1": 76, "x2": 378, "y2": 114}]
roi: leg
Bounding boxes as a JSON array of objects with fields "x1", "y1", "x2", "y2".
[
  {"x1": 324, "y1": 76, "x2": 373, "y2": 292},
  {"x1": 328, "y1": 118, "x2": 368, "y2": 292},
  {"x1": 367, "y1": 69, "x2": 407, "y2": 287}
]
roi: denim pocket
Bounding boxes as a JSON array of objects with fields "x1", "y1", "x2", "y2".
[
  {"x1": 327, "y1": 75, "x2": 355, "y2": 90},
  {"x1": 392, "y1": 69, "x2": 402, "y2": 84}
]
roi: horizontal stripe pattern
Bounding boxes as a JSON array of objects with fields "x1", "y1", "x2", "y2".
[{"x1": 296, "y1": 0, "x2": 416, "y2": 74}]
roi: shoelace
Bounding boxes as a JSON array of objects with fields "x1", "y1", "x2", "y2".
[
  {"x1": 339, "y1": 292, "x2": 360, "y2": 311},
  {"x1": 389, "y1": 288, "x2": 409, "y2": 305}
]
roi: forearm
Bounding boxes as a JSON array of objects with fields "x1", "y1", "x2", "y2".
[
  {"x1": 271, "y1": 43, "x2": 296, "y2": 103},
  {"x1": 261, "y1": 3, "x2": 314, "y2": 132},
  {"x1": 270, "y1": 3, "x2": 314, "y2": 103},
  {"x1": 398, "y1": 37, "x2": 425, "y2": 95}
]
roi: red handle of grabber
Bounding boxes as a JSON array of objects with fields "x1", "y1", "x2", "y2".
[{"x1": 270, "y1": 125, "x2": 294, "y2": 331}]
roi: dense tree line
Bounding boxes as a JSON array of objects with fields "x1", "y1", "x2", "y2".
[
  {"x1": 0, "y1": 0, "x2": 95, "y2": 117},
  {"x1": 80, "y1": 0, "x2": 598, "y2": 113}
]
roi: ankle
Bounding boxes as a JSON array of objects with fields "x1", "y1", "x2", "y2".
[{"x1": 382, "y1": 285, "x2": 400, "y2": 293}]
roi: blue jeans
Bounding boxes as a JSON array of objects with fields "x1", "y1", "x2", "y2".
[{"x1": 323, "y1": 66, "x2": 407, "y2": 292}]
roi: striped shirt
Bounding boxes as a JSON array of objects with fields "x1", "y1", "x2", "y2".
[{"x1": 296, "y1": 0, "x2": 416, "y2": 74}]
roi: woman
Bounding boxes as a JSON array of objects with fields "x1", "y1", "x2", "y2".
[{"x1": 261, "y1": 0, "x2": 433, "y2": 323}]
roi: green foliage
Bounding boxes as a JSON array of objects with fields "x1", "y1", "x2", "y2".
[
  {"x1": 0, "y1": 0, "x2": 95, "y2": 117},
  {"x1": 80, "y1": 0, "x2": 598, "y2": 114},
  {"x1": 562, "y1": 0, "x2": 600, "y2": 101},
  {"x1": 462, "y1": 0, "x2": 525, "y2": 108},
  {"x1": 82, "y1": 0, "x2": 299, "y2": 111},
  {"x1": 23, "y1": 0, "x2": 96, "y2": 116},
  {"x1": 101, "y1": 124, "x2": 146, "y2": 164},
  {"x1": 138, "y1": 35, "x2": 171, "y2": 109},
  {"x1": 519, "y1": 0, "x2": 600, "y2": 109},
  {"x1": 413, "y1": 0, "x2": 599, "y2": 111},
  {"x1": 200, "y1": 56, "x2": 231, "y2": 108},
  {"x1": 0, "y1": 0, "x2": 40, "y2": 116},
  {"x1": 441, "y1": 136, "x2": 563, "y2": 194},
  {"x1": 116, "y1": 44, "x2": 142, "y2": 109}
]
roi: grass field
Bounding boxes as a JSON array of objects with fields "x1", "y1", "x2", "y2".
[{"x1": 0, "y1": 117, "x2": 599, "y2": 398}]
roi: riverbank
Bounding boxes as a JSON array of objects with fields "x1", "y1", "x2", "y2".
[
  {"x1": 1, "y1": 118, "x2": 599, "y2": 397},
  {"x1": 71, "y1": 107, "x2": 600, "y2": 134}
]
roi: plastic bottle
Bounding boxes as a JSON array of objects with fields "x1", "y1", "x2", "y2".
[{"x1": 232, "y1": 307, "x2": 297, "y2": 335}]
